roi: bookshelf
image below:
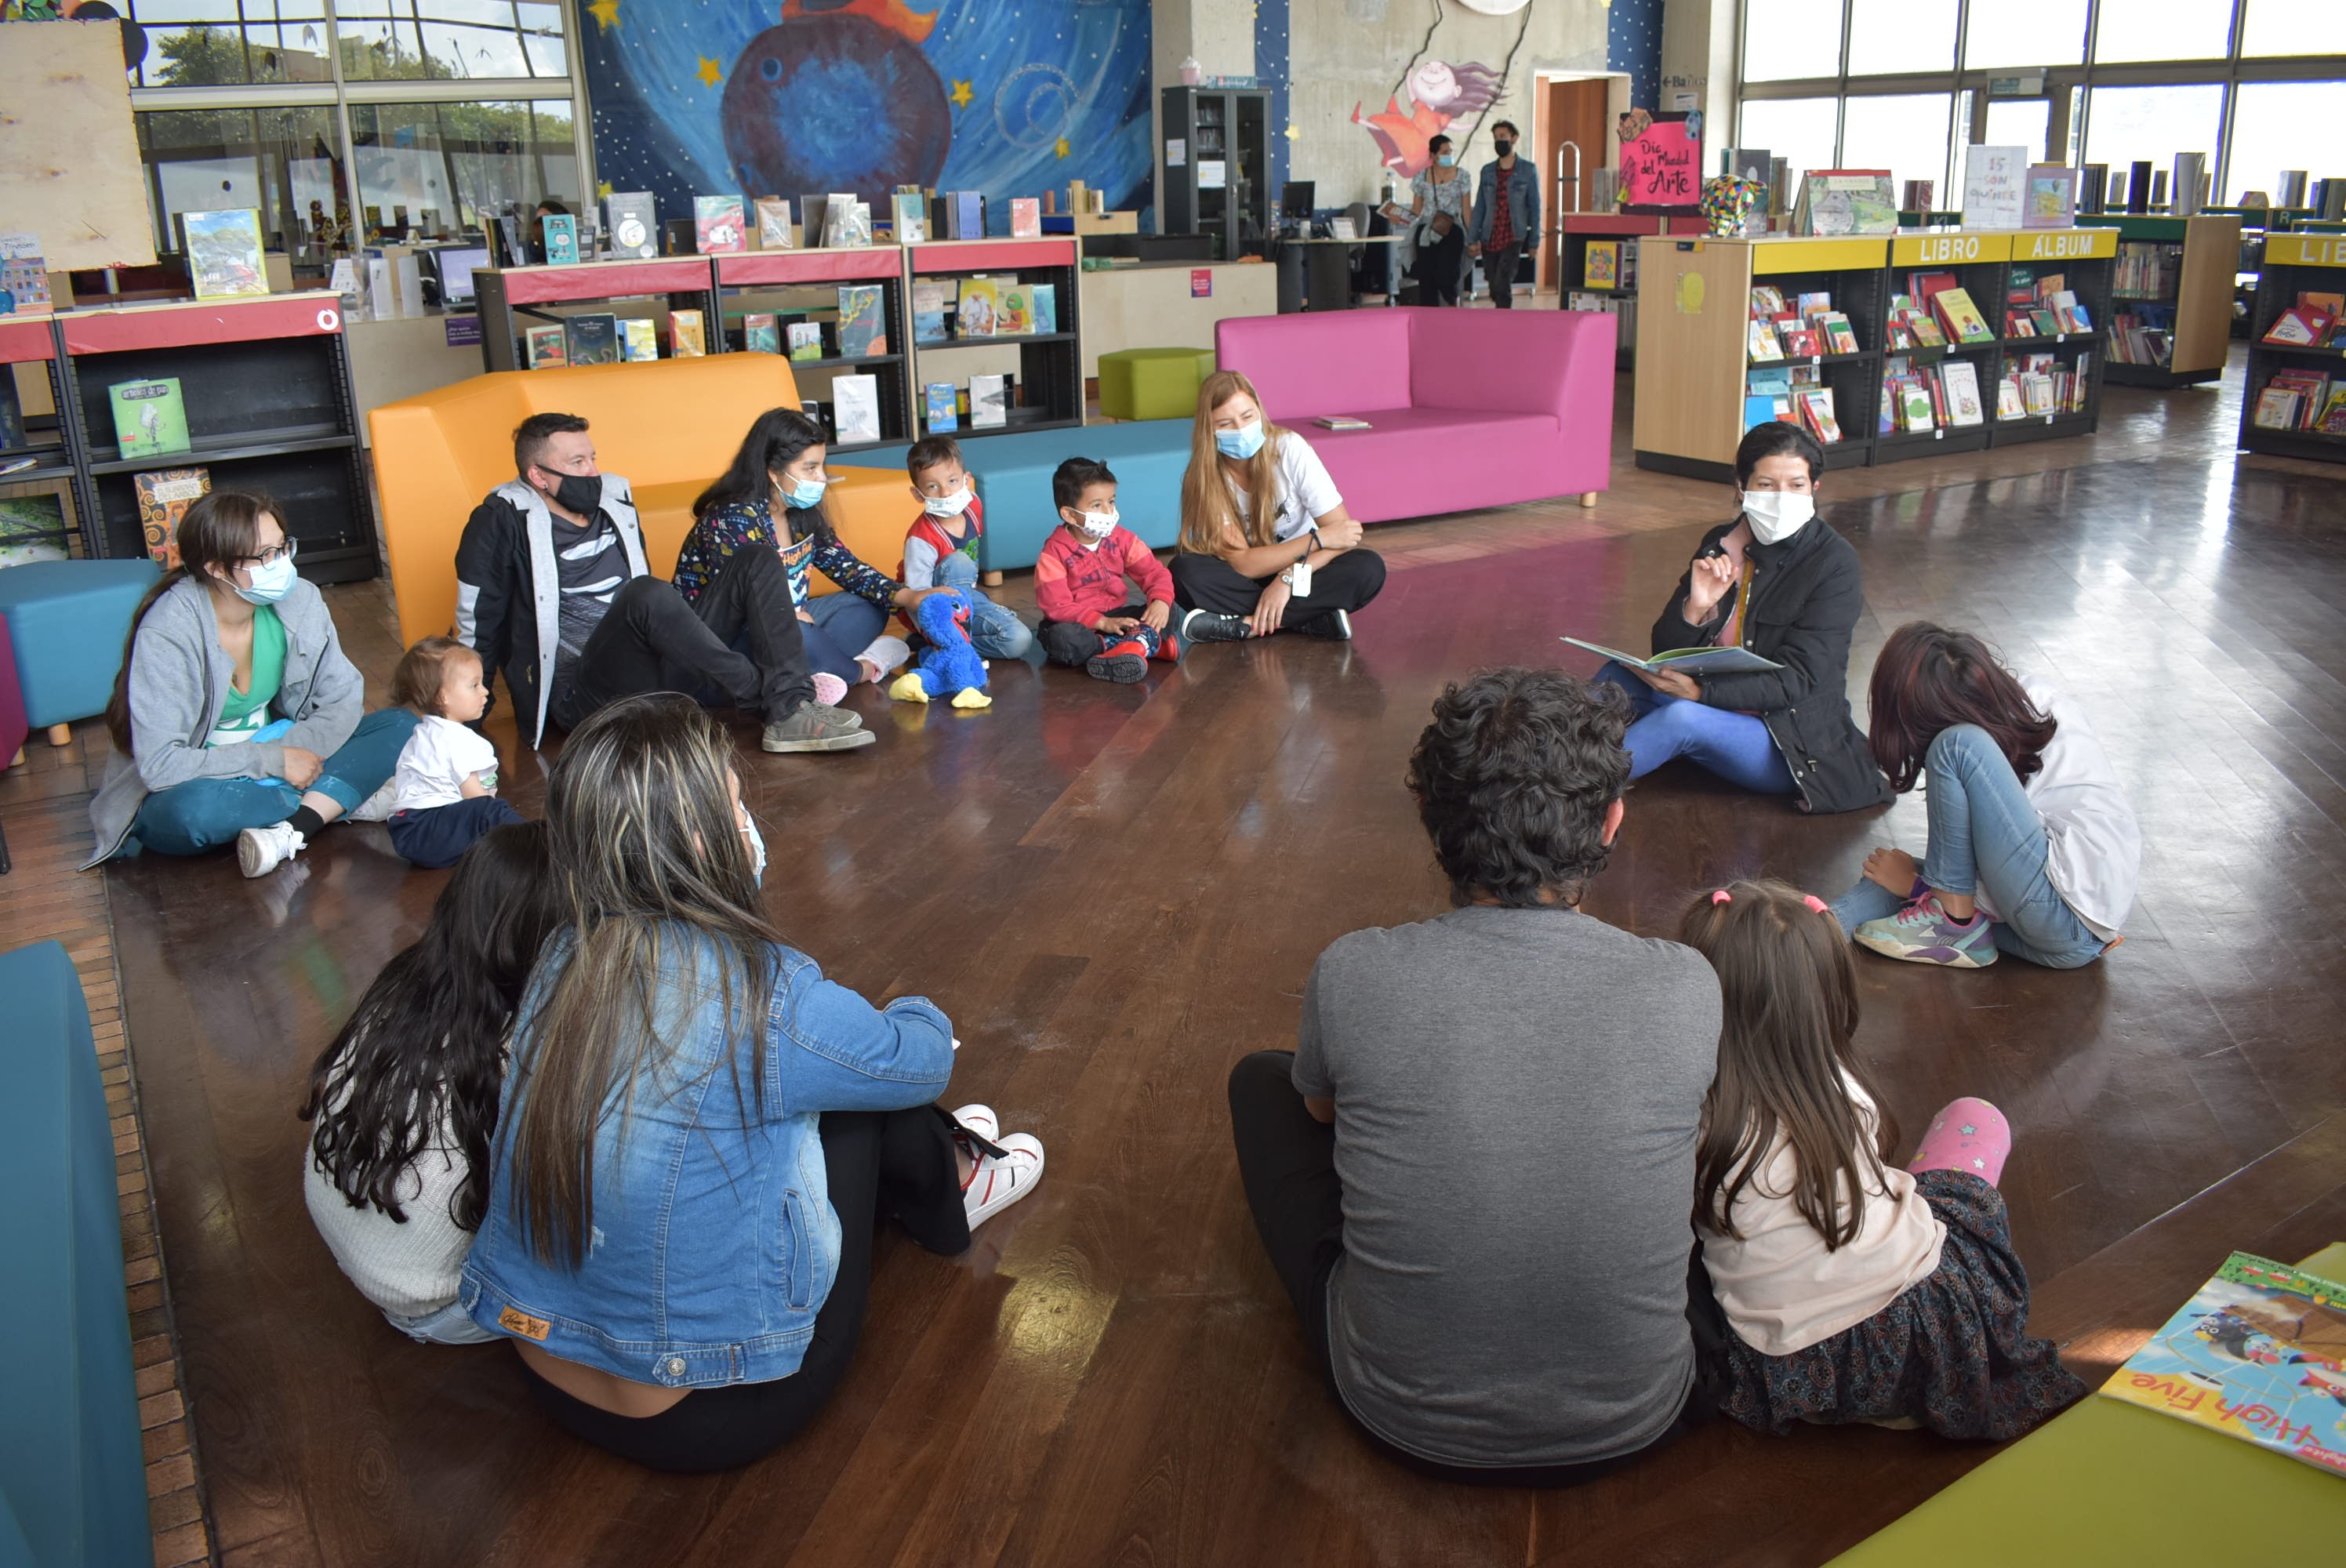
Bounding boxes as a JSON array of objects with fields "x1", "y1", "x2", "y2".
[
  {"x1": 1559, "y1": 215, "x2": 1675, "y2": 368},
  {"x1": 1161, "y1": 87, "x2": 1272, "y2": 260},
  {"x1": 716, "y1": 249, "x2": 913, "y2": 454},
  {"x1": 1874, "y1": 231, "x2": 2010, "y2": 464},
  {"x1": 2078, "y1": 215, "x2": 2240, "y2": 388},
  {"x1": 473, "y1": 256, "x2": 721, "y2": 372},
  {"x1": 0, "y1": 316, "x2": 90, "y2": 560},
  {"x1": 902, "y1": 238, "x2": 1084, "y2": 440},
  {"x1": 55, "y1": 293, "x2": 380, "y2": 583},
  {"x1": 2239, "y1": 230, "x2": 2346, "y2": 465}
]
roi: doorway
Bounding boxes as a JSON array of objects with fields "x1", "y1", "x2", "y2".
[{"x1": 1534, "y1": 74, "x2": 1614, "y2": 293}]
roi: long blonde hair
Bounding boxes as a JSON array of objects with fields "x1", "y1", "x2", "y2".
[{"x1": 1179, "y1": 369, "x2": 1292, "y2": 556}]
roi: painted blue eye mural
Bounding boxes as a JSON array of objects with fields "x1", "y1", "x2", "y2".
[{"x1": 578, "y1": 0, "x2": 1155, "y2": 236}]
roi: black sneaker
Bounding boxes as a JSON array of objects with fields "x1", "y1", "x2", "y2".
[
  {"x1": 1178, "y1": 606, "x2": 1250, "y2": 643},
  {"x1": 1296, "y1": 608, "x2": 1353, "y2": 641}
]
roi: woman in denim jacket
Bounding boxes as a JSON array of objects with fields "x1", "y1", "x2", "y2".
[{"x1": 463, "y1": 694, "x2": 1045, "y2": 1472}]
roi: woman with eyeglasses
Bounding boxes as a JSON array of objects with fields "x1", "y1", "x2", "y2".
[{"x1": 85, "y1": 489, "x2": 418, "y2": 877}]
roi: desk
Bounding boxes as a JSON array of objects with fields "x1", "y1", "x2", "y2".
[{"x1": 1276, "y1": 236, "x2": 1406, "y2": 313}]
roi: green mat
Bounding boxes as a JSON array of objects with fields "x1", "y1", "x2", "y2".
[{"x1": 1829, "y1": 1244, "x2": 2346, "y2": 1564}]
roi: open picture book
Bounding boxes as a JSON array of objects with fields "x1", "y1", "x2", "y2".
[{"x1": 1559, "y1": 637, "x2": 1784, "y2": 677}]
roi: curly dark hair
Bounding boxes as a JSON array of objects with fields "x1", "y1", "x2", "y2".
[{"x1": 1405, "y1": 666, "x2": 1631, "y2": 908}]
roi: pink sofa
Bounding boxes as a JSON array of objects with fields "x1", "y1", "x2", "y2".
[{"x1": 1214, "y1": 307, "x2": 1617, "y2": 521}]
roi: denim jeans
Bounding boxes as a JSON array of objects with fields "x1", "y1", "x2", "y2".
[
  {"x1": 1591, "y1": 662, "x2": 1795, "y2": 795},
  {"x1": 129, "y1": 707, "x2": 419, "y2": 856},
  {"x1": 1827, "y1": 724, "x2": 2104, "y2": 969},
  {"x1": 926, "y1": 551, "x2": 1037, "y2": 661},
  {"x1": 802, "y1": 593, "x2": 888, "y2": 683},
  {"x1": 387, "y1": 1298, "x2": 499, "y2": 1345}
]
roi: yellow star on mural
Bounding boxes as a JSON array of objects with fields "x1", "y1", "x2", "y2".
[
  {"x1": 597, "y1": 180, "x2": 614, "y2": 200},
  {"x1": 696, "y1": 56, "x2": 723, "y2": 89},
  {"x1": 1055, "y1": 136, "x2": 1070, "y2": 158},
  {"x1": 950, "y1": 79, "x2": 974, "y2": 110},
  {"x1": 587, "y1": 0, "x2": 619, "y2": 31}
]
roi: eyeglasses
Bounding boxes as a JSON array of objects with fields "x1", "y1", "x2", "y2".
[{"x1": 245, "y1": 538, "x2": 299, "y2": 569}]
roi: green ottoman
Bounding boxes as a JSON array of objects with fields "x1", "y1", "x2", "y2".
[{"x1": 1099, "y1": 347, "x2": 1215, "y2": 423}]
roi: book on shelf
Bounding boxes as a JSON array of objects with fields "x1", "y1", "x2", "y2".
[
  {"x1": 134, "y1": 468, "x2": 209, "y2": 567},
  {"x1": 525, "y1": 324, "x2": 568, "y2": 368},
  {"x1": 911, "y1": 280, "x2": 950, "y2": 343},
  {"x1": 1907, "y1": 270, "x2": 1959, "y2": 305},
  {"x1": 756, "y1": 197, "x2": 794, "y2": 249},
  {"x1": 2257, "y1": 370, "x2": 2333, "y2": 430},
  {"x1": 1008, "y1": 198, "x2": 1041, "y2": 238},
  {"x1": 1031, "y1": 282, "x2": 1058, "y2": 334},
  {"x1": 2254, "y1": 386, "x2": 2308, "y2": 429},
  {"x1": 2301, "y1": 290, "x2": 2346, "y2": 318},
  {"x1": 2319, "y1": 386, "x2": 2346, "y2": 434},
  {"x1": 183, "y1": 209, "x2": 268, "y2": 300},
  {"x1": 1930, "y1": 287, "x2": 1996, "y2": 346},
  {"x1": 1996, "y1": 376, "x2": 2027, "y2": 419},
  {"x1": 892, "y1": 192, "x2": 928, "y2": 244},
  {"x1": 833, "y1": 374, "x2": 882, "y2": 444},
  {"x1": 823, "y1": 197, "x2": 872, "y2": 248},
  {"x1": 996, "y1": 284, "x2": 1033, "y2": 336},
  {"x1": 2115, "y1": 241, "x2": 2180, "y2": 298},
  {"x1": 1559, "y1": 637, "x2": 1785, "y2": 677},
  {"x1": 743, "y1": 312, "x2": 780, "y2": 355},
  {"x1": 694, "y1": 194, "x2": 746, "y2": 254},
  {"x1": 1792, "y1": 170, "x2": 1897, "y2": 236},
  {"x1": 2097, "y1": 1250, "x2": 2346, "y2": 1479},
  {"x1": 1781, "y1": 325, "x2": 1824, "y2": 359},
  {"x1": 786, "y1": 321, "x2": 823, "y2": 361},
  {"x1": 835, "y1": 285, "x2": 888, "y2": 356},
  {"x1": 1748, "y1": 319, "x2": 1785, "y2": 361},
  {"x1": 2264, "y1": 306, "x2": 2337, "y2": 347},
  {"x1": 670, "y1": 309, "x2": 707, "y2": 358},
  {"x1": 620, "y1": 318, "x2": 659, "y2": 361},
  {"x1": 565, "y1": 313, "x2": 619, "y2": 366},
  {"x1": 1585, "y1": 240, "x2": 1621, "y2": 289},
  {"x1": 542, "y1": 213, "x2": 578, "y2": 266},
  {"x1": 941, "y1": 191, "x2": 984, "y2": 240},
  {"x1": 1821, "y1": 313, "x2": 1861, "y2": 355},
  {"x1": 1941, "y1": 359, "x2": 1985, "y2": 426},
  {"x1": 798, "y1": 194, "x2": 830, "y2": 248},
  {"x1": 1795, "y1": 291, "x2": 1832, "y2": 321},
  {"x1": 1898, "y1": 380, "x2": 1935, "y2": 432},
  {"x1": 1796, "y1": 387, "x2": 1842, "y2": 444},
  {"x1": 2005, "y1": 310, "x2": 2037, "y2": 338},
  {"x1": 1744, "y1": 393, "x2": 1781, "y2": 430},
  {"x1": 969, "y1": 372, "x2": 1008, "y2": 428},
  {"x1": 608, "y1": 192, "x2": 658, "y2": 258},
  {"x1": 0, "y1": 493, "x2": 70, "y2": 567},
  {"x1": 0, "y1": 233, "x2": 53, "y2": 314},
  {"x1": 108, "y1": 378, "x2": 191, "y2": 459},
  {"x1": 1961, "y1": 144, "x2": 2028, "y2": 230},
  {"x1": 957, "y1": 278, "x2": 1001, "y2": 337},
  {"x1": 2023, "y1": 165, "x2": 2078, "y2": 229},
  {"x1": 1750, "y1": 285, "x2": 1789, "y2": 317},
  {"x1": 925, "y1": 382, "x2": 959, "y2": 433}
]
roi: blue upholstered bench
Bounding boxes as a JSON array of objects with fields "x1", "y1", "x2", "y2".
[
  {"x1": 0, "y1": 560, "x2": 162, "y2": 746},
  {"x1": 0, "y1": 941, "x2": 149, "y2": 1568},
  {"x1": 830, "y1": 419, "x2": 1193, "y2": 572}
]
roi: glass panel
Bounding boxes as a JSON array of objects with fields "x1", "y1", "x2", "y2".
[
  {"x1": 1839, "y1": 94, "x2": 1953, "y2": 203},
  {"x1": 1982, "y1": 98, "x2": 2051, "y2": 162},
  {"x1": 137, "y1": 106, "x2": 346, "y2": 264},
  {"x1": 2091, "y1": 0, "x2": 2232, "y2": 63},
  {"x1": 1963, "y1": 0, "x2": 2087, "y2": 67},
  {"x1": 1736, "y1": 97, "x2": 1841, "y2": 194},
  {"x1": 1848, "y1": 0, "x2": 1955, "y2": 77},
  {"x1": 336, "y1": 0, "x2": 568, "y2": 81},
  {"x1": 2083, "y1": 84, "x2": 2224, "y2": 208},
  {"x1": 127, "y1": 2, "x2": 332, "y2": 89},
  {"x1": 2241, "y1": 0, "x2": 2335, "y2": 56},
  {"x1": 1743, "y1": 0, "x2": 1844, "y2": 84},
  {"x1": 2226, "y1": 81, "x2": 2346, "y2": 205},
  {"x1": 349, "y1": 100, "x2": 576, "y2": 245}
]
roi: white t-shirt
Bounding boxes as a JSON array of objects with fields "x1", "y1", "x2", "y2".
[
  {"x1": 1977, "y1": 677, "x2": 2140, "y2": 942},
  {"x1": 303, "y1": 1091, "x2": 478, "y2": 1321},
  {"x1": 391, "y1": 714, "x2": 499, "y2": 814},
  {"x1": 1229, "y1": 430, "x2": 1343, "y2": 543},
  {"x1": 1698, "y1": 1080, "x2": 1948, "y2": 1357}
]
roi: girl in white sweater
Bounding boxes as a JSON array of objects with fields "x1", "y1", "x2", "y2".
[{"x1": 300, "y1": 822, "x2": 559, "y2": 1341}]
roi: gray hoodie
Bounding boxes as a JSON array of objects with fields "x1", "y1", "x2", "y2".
[{"x1": 84, "y1": 575, "x2": 364, "y2": 869}]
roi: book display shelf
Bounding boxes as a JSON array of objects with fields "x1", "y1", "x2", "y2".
[
  {"x1": 1161, "y1": 87, "x2": 1272, "y2": 260},
  {"x1": 0, "y1": 316, "x2": 90, "y2": 559},
  {"x1": 473, "y1": 256, "x2": 721, "y2": 372},
  {"x1": 56, "y1": 293, "x2": 380, "y2": 582},
  {"x1": 1988, "y1": 227, "x2": 2117, "y2": 449},
  {"x1": 2239, "y1": 231, "x2": 2346, "y2": 464},
  {"x1": 2079, "y1": 214, "x2": 2241, "y2": 388},
  {"x1": 1559, "y1": 216, "x2": 1675, "y2": 368},
  {"x1": 904, "y1": 238, "x2": 1084, "y2": 438},
  {"x1": 1872, "y1": 231, "x2": 2009, "y2": 465},
  {"x1": 716, "y1": 249, "x2": 913, "y2": 453}
]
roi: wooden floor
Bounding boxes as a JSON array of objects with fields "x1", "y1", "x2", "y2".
[{"x1": 25, "y1": 359, "x2": 2346, "y2": 1565}]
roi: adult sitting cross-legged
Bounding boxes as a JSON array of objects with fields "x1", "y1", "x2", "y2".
[
  {"x1": 452, "y1": 412, "x2": 871, "y2": 755},
  {"x1": 1228, "y1": 666, "x2": 1727, "y2": 1484}
]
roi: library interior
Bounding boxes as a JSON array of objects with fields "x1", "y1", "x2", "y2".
[{"x1": 2, "y1": 1, "x2": 2345, "y2": 1564}]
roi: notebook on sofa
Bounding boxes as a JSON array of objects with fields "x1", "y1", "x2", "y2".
[{"x1": 1560, "y1": 636, "x2": 1783, "y2": 676}]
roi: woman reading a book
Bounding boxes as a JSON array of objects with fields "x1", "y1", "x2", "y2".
[{"x1": 1591, "y1": 421, "x2": 1888, "y2": 815}]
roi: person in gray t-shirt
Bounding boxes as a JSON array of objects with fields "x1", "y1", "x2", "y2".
[{"x1": 1230, "y1": 665, "x2": 1724, "y2": 1482}]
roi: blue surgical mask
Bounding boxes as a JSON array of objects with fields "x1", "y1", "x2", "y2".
[
  {"x1": 738, "y1": 808, "x2": 766, "y2": 887},
  {"x1": 780, "y1": 474, "x2": 826, "y2": 510},
  {"x1": 1215, "y1": 419, "x2": 1267, "y2": 460},
  {"x1": 1436, "y1": 154, "x2": 1455, "y2": 169},
  {"x1": 235, "y1": 553, "x2": 297, "y2": 606}
]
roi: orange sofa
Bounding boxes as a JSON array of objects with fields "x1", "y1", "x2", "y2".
[{"x1": 370, "y1": 355, "x2": 912, "y2": 647}]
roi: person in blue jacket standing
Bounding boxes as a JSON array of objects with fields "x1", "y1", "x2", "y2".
[{"x1": 1468, "y1": 120, "x2": 1542, "y2": 309}]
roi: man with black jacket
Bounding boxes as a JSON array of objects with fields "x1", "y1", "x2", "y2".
[{"x1": 452, "y1": 412, "x2": 872, "y2": 753}]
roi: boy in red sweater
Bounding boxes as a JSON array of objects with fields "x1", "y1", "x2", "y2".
[{"x1": 1033, "y1": 457, "x2": 1181, "y2": 683}]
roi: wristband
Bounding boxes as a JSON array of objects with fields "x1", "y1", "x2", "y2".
[{"x1": 1308, "y1": 525, "x2": 1324, "y2": 552}]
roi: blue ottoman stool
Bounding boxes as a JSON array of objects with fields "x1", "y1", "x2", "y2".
[
  {"x1": 0, "y1": 558, "x2": 162, "y2": 746},
  {"x1": 832, "y1": 419, "x2": 1193, "y2": 573}
]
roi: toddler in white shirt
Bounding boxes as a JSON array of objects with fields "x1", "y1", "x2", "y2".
[{"x1": 384, "y1": 637, "x2": 527, "y2": 869}]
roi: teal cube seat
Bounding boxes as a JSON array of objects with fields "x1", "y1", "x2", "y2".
[
  {"x1": 1099, "y1": 347, "x2": 1216, "y2": 423},
  {"x1": 0, "y1": 559, "x2": 162, "y2": 734}
]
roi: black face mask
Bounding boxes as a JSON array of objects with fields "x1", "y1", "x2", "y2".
[
  {"x1": 543, "y1": 471, "x2": 602, "y2": 517},
  {"x1": 1493, "y1": 140, "x2": 1514, "y2": 158}
]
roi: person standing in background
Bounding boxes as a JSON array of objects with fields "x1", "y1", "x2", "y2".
[
  {"x1": 1408, "y1": 136, "x2": 1473, "y2": 307},
  {"x1": 1468, "y1": 121, "x2": 1541, "y2": 309}
]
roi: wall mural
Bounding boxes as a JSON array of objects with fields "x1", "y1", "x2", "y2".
[
  {"x1": 1353, "y1": 58, "x2": 1506, "y2": 180},
  {"x1": 579, "y1": 0, "x2": 1153, "y2": 234}
]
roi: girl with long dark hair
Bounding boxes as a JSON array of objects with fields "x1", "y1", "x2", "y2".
[
  {"x1": 1682, "y1": 880, "x2": 2083, "y2": 1438},
  {"x1": 462, "y1": 695, "x2": 1045, "y2": 1472},
  {"x1": 84, "y1": 491, "x2": 417, "y2": 877},
  {"x1": 674, "y1": 406, "x2": 939, "y2": 700},
  {"x1": 300, "y1": 822, "x2": 559, "y2": 1342},
  {"x1": 1828, "y1": 622, "x2": 2139, "y2": 969}
]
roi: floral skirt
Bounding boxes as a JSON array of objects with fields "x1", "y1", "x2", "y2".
[{"x1": 1718, "y1": 1169, "x2": 2087, "y2": 1439}]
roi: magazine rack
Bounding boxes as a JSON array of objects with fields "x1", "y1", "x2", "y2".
[
  {"x1": 715, "y1": 249, "x2": 913, "y2": 453},
  {"x1": 2238, "y1": 230, "x2": 2346, "y2": 465},
  {"x1": 902, "y1": 239, "x2": 1084, "y2": 440}
]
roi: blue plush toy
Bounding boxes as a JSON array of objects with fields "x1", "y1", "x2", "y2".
[{"x1": 888, "y1": 589, "x2": 992, "y2": 709}]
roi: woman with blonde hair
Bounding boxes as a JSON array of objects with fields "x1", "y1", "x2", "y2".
[{"x1": 1171, "y1": 370, "x2": 1386, "y2": 643}]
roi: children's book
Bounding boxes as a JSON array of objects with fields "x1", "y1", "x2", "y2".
[
  {"x1": 892, "y1": 192, "x2": 928, "y2": 244},
  {"x1": 1798, "y1": 387, "x2": 1843, "y2": 443},
  {"x1": 0, "y1": 493, "x2": 71, "y2": 567},
  {"x1": 2265, "y1": 307, "x2": 2336, "y2": 347},
  {"x1": 799, "y1": 194, "x2": 830, "y2": 248},
  {"x1": 0, "y1": 233, "x2": 53, "y2": 314},
  {"x1": 833, "y1": 374, "x2": 882, "y2": 444},
  {"x1": 2100, "y1": 1250, "x2": 2346, "y2": 1479},
  {"x1": 1821, "y1": 312, "x2": 1861, "y2": 354},
  {"x1": 1030, "y1": 283, "x2": 1058, "y2": 334},
  {"x1": 957, "y1": 278, "x2": 1001, "y2": 338},
  {"x1": 1899, "y1": 381, "x2": 1935, "y2": 431},
  {"x1": 695, "y1": 194, "x2": 746, "y2": 254},
  {"x1": 756, "y1": 196, "x2": 793, "y2": 249},
  {"x1": 835, "y1": 285, "x2": 888, "y2": 356},
  {"x1": 1749, "y1": 285, "x2": 1789, "y2": 317},
  {"x1": 1781, "y1": 325, "x2": 1824, "y2": 359},
  {"x1": 925, "y1": 381, "x2": 959, "y2": 433},
  {"x1": 2319, "y1": 386, "x2": 2346, "y2": 435},
  {"x1": 912, "y1": 281, "x2": 950, "y2": 343},
  {"x1": 1009, "y1": 198, "x2": 1041, "y2": 238},
  {"x1": 134, "y1": 468, "x2": 209, "y2": 566},
  {"x1": 1559, "y1": 637, "x2": 1784, "y2": 676},
  {"x1": 1749, "y1": 319, "x2": 1784, "y2": 361},
  {"x1": 670, "y1": 309, "x2": 707, "y2": 358},
  {"x1": 2254, "y1": 387, "x2": 2305, "y2": 429},
  {"x1": 542, "y1": 213, "x2": 578, "y2": 266},
  {"x1": 2024, "y1": 165, "x2": 2078, "y2": 229},
  {"x1": 743, "y1": 312, "x2": 780, "y2": 354},
  {"x1": 1315, "y1": 415, "x2": 1374, "y2": 430},
  {"x1": 1932, "y1": 287, "x2": 1996, "y2": 344},
  {"x1": 969, "y1": 372, "x2": 1008, "y2": 428},
  {"x1": 607, "y1": 192, "x2": 657, "y2": 258},
  {"x1": 620, "y1": 317, "x2": 659, "y2": 361},
  {"x1": 183, "y1": 209, "x2": 268, "y2": 299},
  {"x1": 996, "y1": 284, "x2": 1033, "y2": 336},
  {"x1": 787, "y1": 321, "x2": 824, "y2": 361},
  {"x1": 525, "y1": 324, "x2": 568, "y2": 368},
  {"x1": 1941, "y1": 358, "x2": 1985, "y2": 426},
  {"x1": 109, "y1": 378, "x2": 191, "y2": 459},
  {"x1": 823, "y1": 198, "x2": 871, "y2": 248},
  {"x1": 1585, "y1": 240, "x2": 1620, "y2": 289},
  {"x1": 565, "y1": 312, "x2": 619, "y2": 366}
]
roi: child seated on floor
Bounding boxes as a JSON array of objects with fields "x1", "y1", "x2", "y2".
[
  {"x1": 1033, "y1": 456, "x2": 1181, "y2": 684},
  {"x1": 1680, "y1": 880, "x2": 2085, "y2": 1439},
  {"x1": 300, "y1": 822, "x2": 561, "y2": 1344},
  {"x1": 899, "y1": 435, "x2": 1036, "y2": 662},
  {"x1": 384, "y1": 637, "x2": 527, "y2": 869}
]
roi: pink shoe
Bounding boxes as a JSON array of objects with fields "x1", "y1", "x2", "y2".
[
  {"x1": 812, "y1": 672, "x2": 848, "y2": 707},
  {"x1": 1908, "y1": 1096, "x2": 2012, "y2": 1186}
]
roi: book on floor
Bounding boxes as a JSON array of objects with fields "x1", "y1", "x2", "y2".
[
  {"x1": 109, "y1": 378, "x2": 191, "y2": 459},
  {"x1": 1558, "y1": 637, "x2": 1785, "y2": 676},
  {"x1": 2099, "y1": 1250, "x2": 2346, "y2": 1480},
  {"x1": 134, "y1": 468, "x2": 209, "y2": 566}
]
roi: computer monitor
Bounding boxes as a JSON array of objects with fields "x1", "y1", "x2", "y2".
[
  {"x1": 432, "y1": 244, "x2": 491, "y2": 307},
  {"x1": 1280, "y1": 182, "x2": 1316, "y2": 223}
]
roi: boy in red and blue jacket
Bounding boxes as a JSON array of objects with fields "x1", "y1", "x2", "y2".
[{"x1": 1033, "y1": 456, "x2": 1181, "y2": 684}]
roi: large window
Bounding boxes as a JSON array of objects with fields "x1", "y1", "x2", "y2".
[
  {"x1": 350, "y1": 100, "x2": 576, "y2": 240},
  {"x1": 1740, "y1": 2, "x2": 2346, "y2": 216}
]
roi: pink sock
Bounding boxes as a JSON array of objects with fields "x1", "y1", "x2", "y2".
[
  {"x1": 1907, "y1": 1096, "x2": 2012, "y2": 1186},
  {"x1": 812, "y1": 672, "x2": 848, "y2": 707}
]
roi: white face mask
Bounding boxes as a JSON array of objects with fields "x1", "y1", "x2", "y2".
[
  {"x1": 234, "y1": 553, "x2": 298, "y2": 605},
  {"x1": 1074, "y1": 506, "x2": 1118, "y2": 544},
  {"x1": 1741, "y1": 488, "x2": 1814, "y2": 545},
  {"x1": 922, "y1": 483, "x2": 974, "y2": 519},
  {"x1": 737, "y1": 807, "x2": 765, "y2": 887}
]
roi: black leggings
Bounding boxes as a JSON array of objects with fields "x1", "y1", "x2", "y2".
[
  {"x1": 557, "y1": 546, "x2": 815, "y2": 731},
  {"x1": 1168, "y1": 549, "x2": 1386, "y2": 627},
  {"x1": 518, "y1": 1104, "x2": 969, "y2": 1472},
  {"x1": 1226, "y1": 1051, "x2": 1723, "y2": 1487}
]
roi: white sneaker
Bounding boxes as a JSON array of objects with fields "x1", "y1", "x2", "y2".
[
  {"x1": 345, "y1": 779, "x2": 399, "y2": 822},
  {"x1": 238, "y1": 821, "x2": 305, "y2": 878},
  {"x1": 857, "y1": 634, "x2": 912, "y2": 681},
  {"x1": 949, "y1": 1103, "x2": 999, "y2": 1142},
  {"x1": 962, "y1": 1132, "x2": 1044, "y2": 1229}
]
